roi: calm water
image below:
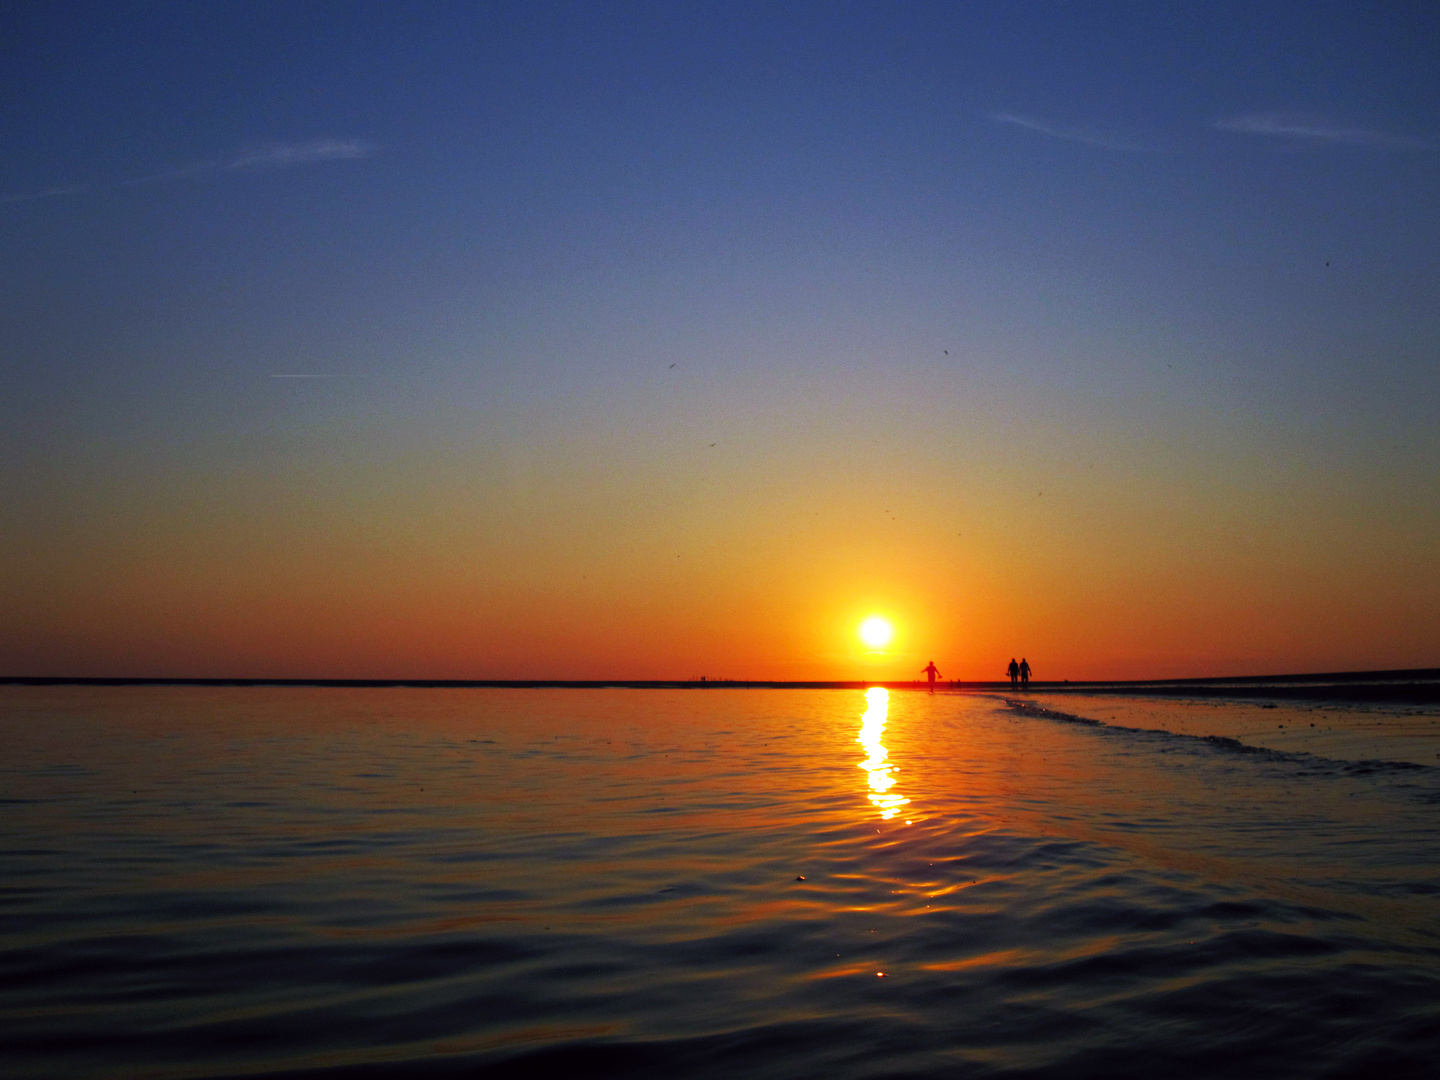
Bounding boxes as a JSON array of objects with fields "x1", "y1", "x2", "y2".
[{"x1": 3, "y1": 685, "x2": 1440, "y2": 1079}]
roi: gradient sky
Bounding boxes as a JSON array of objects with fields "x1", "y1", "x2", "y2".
[{"x1": 3, "y1": 1, "x2": 1438, "y2": 680}]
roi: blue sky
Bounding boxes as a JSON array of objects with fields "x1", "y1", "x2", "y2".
[{"x1": 3, "y1": 2, "x2": 1438, "y2": 678}]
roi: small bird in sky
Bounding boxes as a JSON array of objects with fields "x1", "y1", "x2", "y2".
[{"x1": 668, "y1": 363, "x2": 676, "y2": 368}]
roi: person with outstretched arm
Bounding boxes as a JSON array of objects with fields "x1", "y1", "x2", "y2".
[{"x1": 921, "y1": 661, "x2": 942, "y2": 694}]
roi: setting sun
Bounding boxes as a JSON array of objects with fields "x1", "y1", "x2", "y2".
[{"x1": 859, "y1": 616, "x2": 893, "y2": 649}]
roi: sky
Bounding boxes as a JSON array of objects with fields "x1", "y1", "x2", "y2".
[{"x1": 2, "y1": 1, "x2": 1438, "y2": 681}]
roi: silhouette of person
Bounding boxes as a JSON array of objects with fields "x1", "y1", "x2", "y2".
[
  {"x1": 1007, "y1": 658, "x2": 1019, "y2": 688},
  {"x1": 1019, "y1": 658, "x2": 1031, "y2": 689},
  {"x1": 921, "y1": 661, "x2": 942, "y2": 693}
]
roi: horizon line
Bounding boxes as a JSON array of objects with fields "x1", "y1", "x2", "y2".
[{"x1": 2, "y1": 666, "x2": 1438, "y2": 692}]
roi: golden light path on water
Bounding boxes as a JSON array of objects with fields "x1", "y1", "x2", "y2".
[{"x1": 857, "y1": 687, "x2": 909, "y2": 820}]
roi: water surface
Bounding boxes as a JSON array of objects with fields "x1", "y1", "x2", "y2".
[{"x1": 3, "y1": 685, "x2": 1439, "y2": 1078}]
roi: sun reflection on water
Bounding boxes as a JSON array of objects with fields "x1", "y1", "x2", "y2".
[{"x1": 857, "y1": 687, "x2": 909, "y2": 820}]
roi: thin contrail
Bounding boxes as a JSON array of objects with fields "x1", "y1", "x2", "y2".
[
  {"x1": 1214, "y1": 113, "x2": 1428, "y2": 149},
  {"x1": 988, "y1": 112, "x2": 1147, "y2": 152},
  {"x1": 0, "y1": 183, "x2": 87, "y2": 204}
]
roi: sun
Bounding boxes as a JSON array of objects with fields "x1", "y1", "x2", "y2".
[{"x1": 859, "y1": 616, "x2": 893, "y2": 649}]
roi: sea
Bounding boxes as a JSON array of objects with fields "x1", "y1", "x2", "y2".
[{"x1": 3, "y1": 683, "x2": 1440, "y2": 1079}]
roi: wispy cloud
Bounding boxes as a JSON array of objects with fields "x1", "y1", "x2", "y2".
[
  {"x1": 229, "y1": 139, "x2": 376, "y2": 169},
  {"x1": 6, "y1": 139, "x2": 378, "y2": 205},
  {"x1": 990, "y1": 112, "x2": 1146, "y2": 152},
  {"x1": 123, "y1": 139, "x2": 377, "y2": 186},
  {"x1": 0, "y1": 183, "x2": 87, "y2": 204},
  {"x1": 1215, "y1": 113, "x2": 1428, "y2": 150}
]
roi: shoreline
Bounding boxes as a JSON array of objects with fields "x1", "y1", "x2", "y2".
[{"x1": 2, "y1": 668, "x2": 1438, "y2": 703}]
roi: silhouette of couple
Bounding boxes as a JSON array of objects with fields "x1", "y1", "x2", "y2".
[{"x1": 917, "y1": 658, "x2": 1032, "y2": 693}]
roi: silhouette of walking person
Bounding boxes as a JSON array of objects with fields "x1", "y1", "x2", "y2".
[
  {"x1": 1019, "y1": 657, "x2": 1031, "y2": 690},
  {"x1": 1007, "y1": 658, "x2": 1019, "y2": 689},
  {"x1": 921, "y1": 661, "x2": 942, "y2": 694}
]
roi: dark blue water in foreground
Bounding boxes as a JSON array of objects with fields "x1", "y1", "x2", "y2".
[{"x1": 3, "y1": 686, "x2": 1440, "y2": 1079}]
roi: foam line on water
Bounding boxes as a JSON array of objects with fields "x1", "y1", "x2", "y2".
[{"x1": 999, "y1": 697, "x2": 1436, "y2": 777}]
